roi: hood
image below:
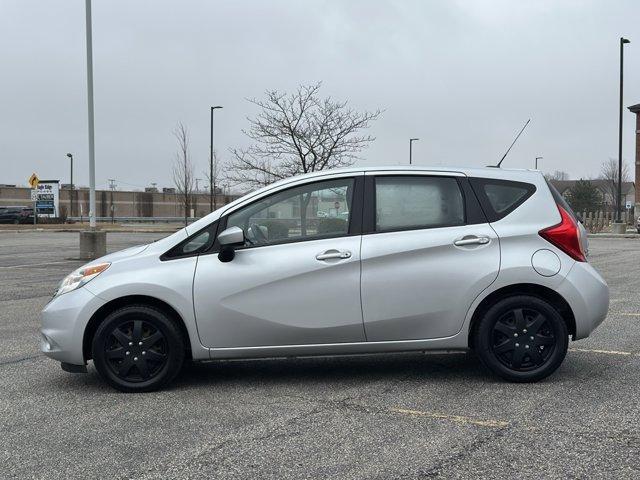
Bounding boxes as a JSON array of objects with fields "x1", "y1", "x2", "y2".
[{"x1": 92, "y1": 243, "x2": 150, "y2": 264}]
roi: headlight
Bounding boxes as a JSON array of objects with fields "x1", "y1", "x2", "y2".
[{"x1": 54, "y1": 262, "x2": 110, "y2": 297}]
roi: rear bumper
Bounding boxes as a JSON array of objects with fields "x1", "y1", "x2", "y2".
[
  {"x1": 40, "y1": 287, "x2": 106, "y2": 365},
  {"x1": 557, "y1": 262, "x2": 609, "y2": 340}
]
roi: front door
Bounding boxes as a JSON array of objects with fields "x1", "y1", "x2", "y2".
[
  {"x1": 193, "y1": 175, "x2": 366, "y2": 348},
  {"x1": 361, "y1": 174, "x2": 500, "y2": 341}
]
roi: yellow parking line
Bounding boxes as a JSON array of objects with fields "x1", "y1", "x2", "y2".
[
  {"x1": 569, "y1": 347, "x2": 635, "y2": 356},
  {"x1": 620, "y1": 313, "x2": 640, "y2": 316},
  {"x1": 390, "y1": 407, "x2": 509, "y2": 428}
]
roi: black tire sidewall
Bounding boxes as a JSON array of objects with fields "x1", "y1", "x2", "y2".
[
  {"x1": 92, "y1": 305, "x2": 185, "y2": 392},
  {"x1": 475, "y1": 295, "x2": 568, "y2": 382}
]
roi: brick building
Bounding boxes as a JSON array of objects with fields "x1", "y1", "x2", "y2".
[{"x1": 0, "y1": 185, "x2": 238, "y2": 219}]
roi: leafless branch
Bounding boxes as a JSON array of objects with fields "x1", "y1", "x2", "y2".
[
  {"x1": 172, "y1": 122, "x2": 194, "y2": 225},
  {"x1": 227, "y1": 82, "x2": 382, "y2": 190}
]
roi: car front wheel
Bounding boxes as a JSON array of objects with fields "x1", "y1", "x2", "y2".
[
  {"x1": 92, "y1": 305, "x2": 185, "y2": 392},
  {"x1": 474, "y1": 295, "x2": 568, "y2": 382}
]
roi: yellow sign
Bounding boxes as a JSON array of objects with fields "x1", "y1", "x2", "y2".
[{"x1": 28, "y1": 173, "x2": 39, "y2": 188}]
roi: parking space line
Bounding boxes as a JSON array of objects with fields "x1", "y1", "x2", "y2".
[
  {"x1": 620, "y1": 313, "x2": 640, "y2": 317},
  {"x1": 0, "y1": 260, "x2": 78, "y2": 269},
  {"x1": 569, "y1": 347, "x2": 636, "y2": 356},
  {"x1": 390, "y1": 407, "x2": 509, "y2": 428}
]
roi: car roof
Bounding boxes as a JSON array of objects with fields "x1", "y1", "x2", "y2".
[{"x1": 263, "y1": 165, "x2": 543, "y2": 188}]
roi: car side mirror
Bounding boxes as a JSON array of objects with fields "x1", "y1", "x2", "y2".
[{"x1": 217, "y1": 226, "x2": 244, "y2": 262}]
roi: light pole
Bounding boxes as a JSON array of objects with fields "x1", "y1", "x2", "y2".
[
  {"x1": 535, "y1": 156, "x2": 543, "y2": 170},
  {"x1": 210, "y1": 105, "x2": 223, "y2": 212},
  {"x1": 85, "y1": 0, "x2": 96, "y2": 229},
  {"x1": 409, "y1": 138, "x2": 419, "y2": 165},
  {"x1": 66, "y1": 153, "x2": 74, "y2": 218},
  {"x1": 616, "y1": 37, "x2": 631, "y2": 224}
]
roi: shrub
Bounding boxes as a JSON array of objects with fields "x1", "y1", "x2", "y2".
[
  {"x1": 258, "y1": 219, "x2": 289, "y2": 240},
  {"x1": 317, "y1": 218, "x2": 347, "y2": 235}
]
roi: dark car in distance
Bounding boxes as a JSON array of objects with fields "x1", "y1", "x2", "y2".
[{"x1": 0, "y1": 206, "x2": 34, "y2": 224}]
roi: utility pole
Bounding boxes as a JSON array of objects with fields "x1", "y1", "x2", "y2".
[
  {"x1": 409, "y1": 138, "x2": 419, "y2": 165},
  {"x1": 66, "y1": 153, "x2": 74, "y2": 217},
  {"x1": 108, "y1": 179, "x2": 116, "y2": 223},
  {"x1": 617, "y1": 37, "x2": 631, "y2": 225},
  {"x1": 210, "y1": 105, "x2": 223, "y2": 212},
  {"x1": 535, "y1": 156, "x2": 543, "y2": 170}
]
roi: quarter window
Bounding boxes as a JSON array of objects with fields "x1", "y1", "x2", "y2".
[
  {"x1": 375, "y1": 176, "x2": 465, "y2": 232},
  {"x1": 469, "y1": 178, "x2": 536, "y2": 221},
  {"x1": 226, "y1": 178, "x2": 355, "y2": 247}
]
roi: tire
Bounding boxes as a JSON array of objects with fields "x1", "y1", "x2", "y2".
[
  {"x1": 473, "y1": 295, "x2": 568, "y2": 383},
  {"x1": 92, "y1": 305, "x2": 185, "y2": 392}
]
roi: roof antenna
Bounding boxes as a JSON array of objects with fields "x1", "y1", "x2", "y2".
[{"x1": 491, "y1": 118, "x2": 531, "y2": 168}]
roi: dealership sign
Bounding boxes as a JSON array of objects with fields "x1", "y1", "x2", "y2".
[{"x1": 34, "y1": 181, "x2": 60, "y2": 217}]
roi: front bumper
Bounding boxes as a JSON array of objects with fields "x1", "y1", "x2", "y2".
[
  {"x1": 557, "y1": 261, "x2": 609, "y2": 340},
  {"x1": 40, "y1": 287, "x2": 106, "y2": 365}
]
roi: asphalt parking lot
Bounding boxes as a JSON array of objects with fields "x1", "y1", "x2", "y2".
[{"x1": 1, "y1": 232, "x2": 639, "y2": 479}]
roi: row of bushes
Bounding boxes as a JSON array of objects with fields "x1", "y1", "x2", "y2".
[{"x1": 257, "y1": 218, "x2": 348, "y2": 240}]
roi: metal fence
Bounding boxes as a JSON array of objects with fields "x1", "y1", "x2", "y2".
[
  {"x1": 67, "y1": 216, "x2": 201, "y2": 224},
  {"x1": 579, "y1": 210, "x2": 635, "y2": 233}
]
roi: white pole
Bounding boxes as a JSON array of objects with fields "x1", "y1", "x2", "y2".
[{"x1": 85, "y1": 0, "x2": 96, "y2": 229}]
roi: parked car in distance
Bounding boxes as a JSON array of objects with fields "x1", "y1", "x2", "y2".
[
  {"x1": 0, "y1": 206, "x2": 34, "y2": 224},
  {"x1": 41, "y1": 166, "x2": 609, "y2": 392},
  {"x1": 637, "y1": 215, "x2": 640, "y2": 234}
]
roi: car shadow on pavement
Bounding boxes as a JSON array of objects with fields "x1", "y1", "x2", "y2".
[
  {"x1": 49, "y1": 350, "x2": 585, "y2": 393},
  {"x1": 173, "y1": 351, "x2": 493, "y2": 389}
]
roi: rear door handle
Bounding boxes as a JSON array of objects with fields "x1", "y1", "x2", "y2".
[
  {"x1": 316, "y1": 250, "x2": 352, "y2": 261},
  {"x1": 454, "y1": 236, "x2": 490, "y2": 246}
]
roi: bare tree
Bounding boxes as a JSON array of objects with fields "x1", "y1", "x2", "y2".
[
  {"x1": 543, "y1": 170, "x2": 570, "y2": 181},
  {"x1": 204, "y1": 149, "x2": 222, "y2": 211},
  {"x1": 599, "y1": 158, "x2": 630, "y2": 210},
  {"x1": 228, "y1": 82, "x2": 382, "y2": 190},
  {"x1": 172, "y1": 122, "x2": 195, "y2": 226}
]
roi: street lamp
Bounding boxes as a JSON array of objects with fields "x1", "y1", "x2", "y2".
[
  {"x1": 616, "y1": 37, "x2": 631, "y2": 224},
  {"x1": 210, "y1": 105, "x2": 223, "y2": 212},
  {"x1": 66, "y1": 153, "x2": 74, "y2": 218},
  {"x1": 409, "y1": 138, "x2": 419, "y2": 165},
  {"x1": 535, "y1": 156, "x2": 543, "y2": 170}
]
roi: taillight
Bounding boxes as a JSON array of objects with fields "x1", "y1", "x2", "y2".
[{"x1": 539, "y1": 206, "x2": 586, "y2": 262}]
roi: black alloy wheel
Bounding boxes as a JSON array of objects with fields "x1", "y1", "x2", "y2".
[
  {"x1": 104, "y1": 319, "x2": 168, "y2": 382},
  {"x1": 474, "y1": 295, "x2": 568, "y2": 382},
  {"x1": 92, "y1": 305, "x2": 185, "y2": 392},
  {"x1": 491, "y1": 307, "x2": 556, "y2": 371}
]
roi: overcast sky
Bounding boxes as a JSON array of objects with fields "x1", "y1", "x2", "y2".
[{"x1": 1, "y1": 0, "x2": 639, "y2": 191}]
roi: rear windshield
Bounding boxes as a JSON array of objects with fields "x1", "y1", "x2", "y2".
[{"x1": 469, "y1": 178, "x2": 536, "y2": 222}]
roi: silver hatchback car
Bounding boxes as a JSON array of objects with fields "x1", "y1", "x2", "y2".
[{"x1": 41, "y1": 167, "x2": 609, "y2": 392}]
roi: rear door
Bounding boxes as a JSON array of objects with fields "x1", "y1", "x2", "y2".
[{"x1": 360, "y1": 172, "x2": 500, "y2": 341}]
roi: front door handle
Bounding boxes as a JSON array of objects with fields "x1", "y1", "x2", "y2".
[
  {"x1": 316, "y1": 249, "x2": 352, "y2": 261},
  {"x1": 454, "y1": 236, "x2": 490, "y2": 247}
]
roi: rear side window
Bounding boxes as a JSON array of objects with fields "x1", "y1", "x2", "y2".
[
  {"x1": 469, "y1": 178, "x2": 536, "y2": 222},
  {"x1": 375, "y1": 176, "x2": 464, "y2": 232}
]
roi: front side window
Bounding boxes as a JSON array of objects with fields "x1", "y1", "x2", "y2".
[
  {"x1": 226, "y1": 178, "x2": 355, "y2": 247},
  {"x1": 375, "y1": 176, "x2": 464, "y2": 232}
]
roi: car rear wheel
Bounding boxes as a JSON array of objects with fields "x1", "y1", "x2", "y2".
[
  {"x1": 474, "y1": 295, "x2": 568, "y2": 382},
  {"x1": 92, "y1": 305, "x2": 185, "y2": 392}
]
